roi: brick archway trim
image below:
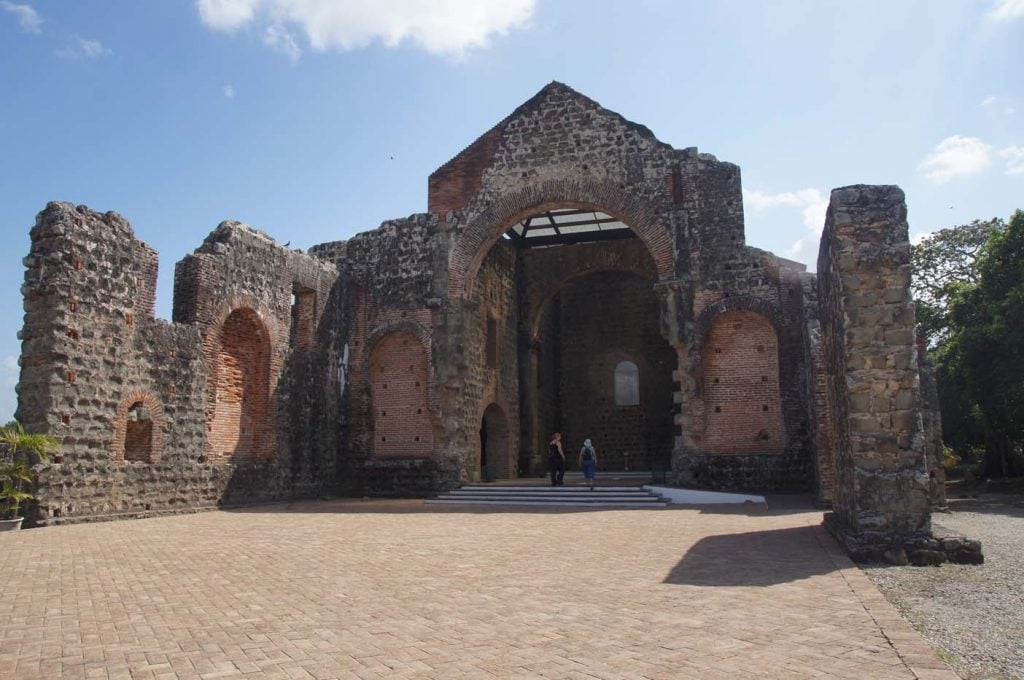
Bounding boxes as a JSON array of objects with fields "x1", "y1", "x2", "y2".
[
  {"x1": 449, "y1": 179, "x2": 674, "y2": 298},
  {"x1": 365, "y1": 319, "x2": 437, "y2": 411},
  {"x1": 203, "y1": 298, "x2": 278, "y2": 461},
  {"x1": 693, "y1": 295, "x2": 783, "y2": 349},
  {"x1": 110, "y1": 389, "x2": 165, "y2": 463}
]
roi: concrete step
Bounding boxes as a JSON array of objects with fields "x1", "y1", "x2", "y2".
[
  {"x1": 425, "y1": 499, "x2": 668, "y2": 508},
  {"x1": 458, "y1": 485, "x2": 649, "y2": 492},
  {"x1": 428, "y1": 485, "x2": 669, "y2": 508}
]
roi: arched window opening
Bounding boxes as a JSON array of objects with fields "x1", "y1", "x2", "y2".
[
  {"x1": 124, "y1": 402, "x2": 153, "y2": 462},
  {"x1": 614, "y1": 361, "x2": 640, "y2": 406}
]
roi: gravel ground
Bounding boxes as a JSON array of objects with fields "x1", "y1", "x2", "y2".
[{"x1": 864, "y1": 495, "x2": 1024, "y2": 679}]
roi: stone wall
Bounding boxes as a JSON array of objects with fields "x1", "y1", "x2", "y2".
[
  {"x1": 17, "y1": 202, "x2": 339, "y2": 524},
  {"x1": 672, "y1": 254, "x2": 815, "y2": 493},
  {"x1": 17, "y1": 83, "x2": 959, "y2": 524},
  {"x1": 817, "y1": 185, "x2": 978, "y2": 564},
  {"x1": 309, "y1": 213, "x2": 459, "y2": 495}
]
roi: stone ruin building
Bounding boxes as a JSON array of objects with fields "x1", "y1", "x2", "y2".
[{"x1": 16, "y1": 82, "x2": 980, "y2": 564}]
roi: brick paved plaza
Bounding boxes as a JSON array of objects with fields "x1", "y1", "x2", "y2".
[{"x1": 0, "y1": 500, "x2": 956, "y2": 679}]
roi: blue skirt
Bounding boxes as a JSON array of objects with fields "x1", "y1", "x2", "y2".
[{"x1": 582, "y1": 460, "x2": 596, "y2": 479}]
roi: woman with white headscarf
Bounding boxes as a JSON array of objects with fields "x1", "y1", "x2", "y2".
[{"x1": 578, "y1": 438, "x2": 597, "y2": 488}]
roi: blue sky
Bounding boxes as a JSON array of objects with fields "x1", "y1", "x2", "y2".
[{"x1": 0, "y1": 0, "x2": 1022, "y2": 422}]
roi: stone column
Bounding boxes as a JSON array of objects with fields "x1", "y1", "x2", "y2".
[{"x1": 817, "y1": 185, "x2": 979, "y2": 565}]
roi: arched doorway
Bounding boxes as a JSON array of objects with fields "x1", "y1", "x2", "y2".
[
  {"x1": 466, "y1": 203, "x2": 676, "y2": 476},
  {"x1": 210, "y1": 308, "x2": 271, "y2": 462},
  {"x1": 480, "y1": 403, "x2": 510, "y2": 481}
]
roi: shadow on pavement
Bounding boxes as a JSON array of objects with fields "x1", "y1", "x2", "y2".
[{"x1": 664, "y1": 524, "x2": 837, "y2": 587}]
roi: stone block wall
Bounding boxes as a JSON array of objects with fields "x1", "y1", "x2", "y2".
[
  {"x1": 816, "y1": 185, "x2": 978, "y2": 563},
  {"x1": 16, "y1": 202, "x2": 339, "y2": 524},
  {"x1": 18, "y1": 83, "x2": 956, "y2": 523},
  {"x1": 799, "y1": 272, "x2": 837, "y2": 504},
  {"x1": 673, "y1": 253, "x2": 815, "y2": 493},
  {"x1": 309, "y1": 213, "x2": 460, "y2": 495}
]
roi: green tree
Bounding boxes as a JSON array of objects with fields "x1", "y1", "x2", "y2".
[
  {"x1": 944, "y1": 210, "x2": 1024, "y2": 477},
  {"x1": 0, "y1": 422, "x2": 59, "y2": 520},
  {"x1": 912, "y1": 217, "x2": 1002, "y2": 347}
]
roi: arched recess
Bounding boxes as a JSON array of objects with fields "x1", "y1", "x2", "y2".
[
  {"x1": 692, "y1": 295, "x2": 783, "y2": 355},
  {"x1": 111, "y1": 390, "x2": 165, "y2": 463},
  {"x1": 364, "y1": 319, "x2": 437, "y2": 410},
  {"x1": 370, "y1": 331, "x2": 433, "y2": 457},
  {"x1": 479, "y1": 402, "x2": 511, "y2": 480},
  {"x1": 699, "y1": 308, "x2": 783, "y2": 454},
  {"x1": 449, "y1": 178, "x2": 676, "y2": 299},
  {"x1": 209, "y1": 307, "x2": 273, "y2": 462}
]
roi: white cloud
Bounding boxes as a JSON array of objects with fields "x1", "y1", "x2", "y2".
[
  {"x1": 980, "y1": 94, "x2": 1016, "y2": 116},
  {"x1": 56, "y1": 37, "x2": 112, "y2": 59},
  {"x1": 1000, "y1": 145, "x2": 1024, "y2": 175},
  {"x1": 223, "y1": 84, "x2": 235, "y2": 98},
  {"x1": 990, "y1": 0, "x2": 1024, "y2": 21},
  {"x1": 198, "y1": 0, "x2": 257, "y2": 30},
  {"x1": 264, "y1": 22, "x2": 300, "y2": 62},
  {"x1": 918, "y1": 136, "x2": 993, "y2": 183},
  {"x1": 194, "y1": 0, "x2": 536, "y2": 59},
  {"x1": 1, "y1": 0, "x2": 41, "y2": 33},
  {"x1": 744, "y1": 187, "x2": 828, "y2": 263}
]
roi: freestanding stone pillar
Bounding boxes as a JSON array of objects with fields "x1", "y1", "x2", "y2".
[{"x1": 816, "y1": 185, "x2": 980, "y2": 565}]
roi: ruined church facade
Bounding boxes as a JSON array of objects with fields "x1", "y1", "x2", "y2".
[{"x1": 18, "y1": 83, "x2": 967, "y2": 562}]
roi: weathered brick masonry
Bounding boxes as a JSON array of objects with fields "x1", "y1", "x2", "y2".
[{"x1": 16, "y1": 82, "x2": 977, "y2": 562}]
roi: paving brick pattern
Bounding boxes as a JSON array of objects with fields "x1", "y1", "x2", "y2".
[{"x1": 0, "y1": 501, "x2": 956, "y2": 679}]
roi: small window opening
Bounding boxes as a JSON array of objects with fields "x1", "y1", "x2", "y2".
[
  {"x1": 614, "y1": 361, "x2": 640, "y2": 406},
  {"x1": 124, "y1": 402, "x2": 153, "y2": 463}
]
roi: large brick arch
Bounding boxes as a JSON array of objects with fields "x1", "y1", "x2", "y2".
[
  {"x1": 369, "y1": 330, "x2": 434, "y2": 458},
  {"x1": 110, "y1": 390, "x2": 165, "y2": 463},
  {"x1": 697, "y1": 308, "x2": 784, "y2": 454},
  {"x1": 449, "y1": 179, "x2": 675, "y2": 298},
  {"x1": 208, "y1": 306, "x2": 274, "y2": 462},
  {"x1": 532, "y1": 266, "x2": 651, "y2": 337}
]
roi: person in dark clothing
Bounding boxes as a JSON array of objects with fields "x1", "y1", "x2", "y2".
[
  {"x1": 578, "y1": 438, "x2": 597, "y2": 488},
  {"x1": 548, "y1": 432, "x2": 565, "y2": 486}
]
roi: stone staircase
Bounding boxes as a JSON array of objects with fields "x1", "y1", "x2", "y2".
[{"x1": 426, "y1": 484, "x2": 669, "y2": 509}]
